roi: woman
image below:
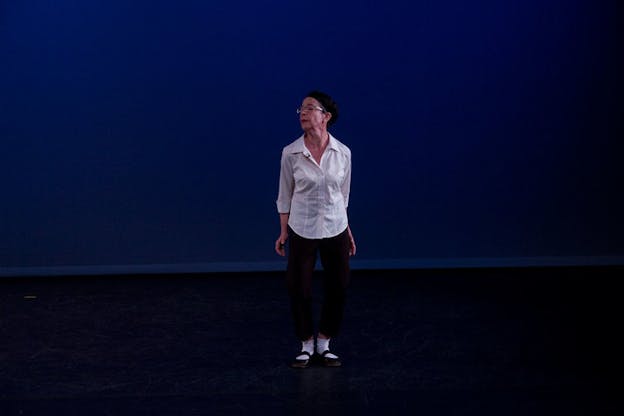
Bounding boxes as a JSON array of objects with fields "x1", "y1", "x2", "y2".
[{"x1": 275, "y1": 91, "x2": 356, "y2": 368}]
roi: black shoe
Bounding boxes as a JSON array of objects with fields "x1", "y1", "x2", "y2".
[
  {"x1": 319, "y1": 350, "x2": 341, "y2": 367},
  {"x1": 290, "y1": 351, "x2": 312, "y2": 368}
]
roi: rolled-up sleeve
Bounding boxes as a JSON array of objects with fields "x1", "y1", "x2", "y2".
[
  {"x1": 341, "y1": 151, "x2": 351, "y2": 208},
  {"x1": 276, "y1": 151, "x2": 294, "y2": 213}
]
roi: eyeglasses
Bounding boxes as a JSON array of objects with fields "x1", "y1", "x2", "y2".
[{"x1": 296, "y1": 105, "x2": 326, "y2": 115}]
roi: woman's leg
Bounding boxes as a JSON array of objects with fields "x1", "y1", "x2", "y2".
[
  {"x1": 318, "y1": 228, "x2": 351, "y2": 339},
  {"x1": 286, "y1": 229, "x2": 318, "y2": 341}
]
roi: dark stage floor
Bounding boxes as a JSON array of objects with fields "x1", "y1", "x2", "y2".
[{"x1": 0, "y1": 267, "x2": 621, "y2": 415}]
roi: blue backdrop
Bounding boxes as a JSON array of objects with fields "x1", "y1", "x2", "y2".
[{"x1": 1, "y1": 0, "x2": 622, "y2": 275}]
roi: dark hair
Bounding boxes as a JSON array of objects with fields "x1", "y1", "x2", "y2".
[{"x1": 306, "y1": 90, "x2": 339, "y2": 126}]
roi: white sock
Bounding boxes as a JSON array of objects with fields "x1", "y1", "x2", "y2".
[
  {"x1": 316, "y1": 337, "x2": 330, "y2": 353},
  {"x1": 316, "y1": 338, "x2": 338, "y2": 359},
  {"x1": 296, "y1": 339, "x2": 314, "y2": 361}
]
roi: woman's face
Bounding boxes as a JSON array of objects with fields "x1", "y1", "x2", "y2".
[{"x1": 299, "y1": 97, "x2": 331, "y2": 131}]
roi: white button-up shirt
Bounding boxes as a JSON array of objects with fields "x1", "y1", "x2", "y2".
[{"x1": 276, "y1": 134, "x2": 351, "y2": 239}]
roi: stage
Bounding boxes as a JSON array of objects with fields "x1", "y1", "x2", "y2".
[{"x1": 1, "y1": 267, "x2": 620, "y2": 415}]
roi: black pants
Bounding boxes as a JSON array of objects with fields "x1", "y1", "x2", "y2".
[{"x1": 286, "y1": 227, "x2": 351, "y2": 341}]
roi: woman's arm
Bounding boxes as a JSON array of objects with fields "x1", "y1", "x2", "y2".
[{"x1": 275, "y1": 213, "x2": 290, "y2": 256}]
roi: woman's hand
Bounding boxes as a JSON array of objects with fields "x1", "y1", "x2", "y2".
[
  {"x1": 275, "y1": 233, "x2": 288, "y2": 256},
  {"x1": 276, "y1": 214, "x2": 290, "y2": 256},
  {"x1": 348, "y1": 227, "x2": 356, "y2": 256}
]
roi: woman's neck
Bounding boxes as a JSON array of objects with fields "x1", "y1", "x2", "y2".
[{"x1": 304, "y1": 128, "x2": 329, "y2": 150}]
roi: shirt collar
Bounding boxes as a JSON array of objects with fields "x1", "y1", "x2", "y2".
[{"x1": 287, "y1": 134, "x2": 340, "y2": 155}]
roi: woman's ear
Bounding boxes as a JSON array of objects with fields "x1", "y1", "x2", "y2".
[{"x1": 325, "y1": 111, "x2": 332, "y2": 125}]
